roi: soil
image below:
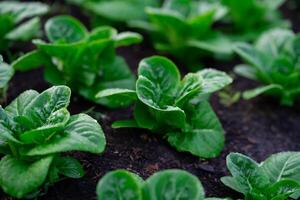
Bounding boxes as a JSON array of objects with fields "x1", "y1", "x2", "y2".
[{"x1": 1, "y1": 1, "x2": 300, "y2": 200}]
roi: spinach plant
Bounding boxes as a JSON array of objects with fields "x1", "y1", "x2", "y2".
[
  {"x1": 0, "y1": 1, "x2": 49, "y2": 52},
  {"x1": 96, "y1": 56, "x2": 232, "y2": 158},
  {"x1": 234, "y1": 28, "x2": 300, "y2": 106},
  {"x1": 0, "y1": 86, "x2": 106, "y2": 198},
  {"x1": 0, "y1": 55, "x2": 14, "y2": 99},
  {"x1": 221, "y1": 0, "x2": 289, "y2": 41},
  {"x1": 222, "y1": 152, "x2": 300, "y2": 200},
  {"x1": 67, "y1": 0, "x2": 160, "y2": 27},
  {"x1": 13, "y1": 15, "x2": 142, "y2": 108},
  {"x1": 97, "y1": 169, "x2": 229, "y2": 200},
  {"x1": 130, "y1": 0, "x2": 232, "y2": 69}
]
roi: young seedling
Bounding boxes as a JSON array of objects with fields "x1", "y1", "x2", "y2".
[
  {"x1": 0, "y1": 1, "x2": 49, "y2": 52},
  {"x1": 12, "y1": 15, "x2": 142, "y2": 108},
  {"x1": 97, "y1": 169, "x2": 230, "y2": 200},
  {"x1": 221, "y1": 0, "x2": 289, "y2": 41},
  {"x1": 0, "y1": 55, "x2": 14, "y2": 101},
  {"x1": 96, "y1": 56, "x2": 232, "y2": 158},
  {"x1": 0, "y1": 86, "x2": 106, "y2": 198},
  {"x1": 234, "y1": 28, "x2": 300, "y2": 106},
  {"x1": 130, "y1": 0, "x2": 232, "y2": 69},
  {"x1": 67, "y1": 0, "x2": 160, "y2": 26},
  {"x1": 222, "y1": 152, "x2": 300, "y2": 200}
]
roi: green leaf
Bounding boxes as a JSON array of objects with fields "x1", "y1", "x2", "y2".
[
  {"x1": 198, "y1": 69, "x2": 233, "y2": 94},
  {"x1": 45, "y1": 15, "x2": 88, "y2": 43},
  {"x1": 5, "y1": 90, "x2": 39, "y2": 118},
  {"x1": 234, "y1": 64, "x2": 258, "y2": 80},
  {"x1": 19, "y1": 108, "x2": 70, "y2": 144},
  {"x1": 143, "y1": 169, "x2": 205, "y2": 200},
  {"x1": 95, "y1": 88, "x2": 137, "y2": 109},
  {"x1": 54, "y1": 156, "x2": 84, "y2": 179},
  {"x1": 114, "y1": 32, "x2": 143, "y2": 47},
  {"x1": 267, "y1": 179, "x2": 300, "y2": 199},
  {"x1": 0, "y1": 61, "x2": 14, "y2": 89},
  {"x1": 22, "y1": 114, "x2": 106, "y2": 156},
  {"x1": 0, "y1": 107, "x2": 20, "y2": 144},
  {"x1": 167, "y1": 101, "x2": 224, "y2": 158},
  {"x1": 243, "y1": 84, "x2": 283, "y2": 99},
  {"x1": 112, "y1": 120, "x2": 139, "y2": 129},
  {"x1": 97, "y1": 170, "x2": 143, "y2": 200},
  {"x1": 261, "y1": 152, "x2": 300, "y2": 183},
  {"x1": 0, "y1": 155, "x2": 53, "y2": 198},
  {"x1": 23, "y1": 86, "x2": 71, "y2": 128},
  {"x1": 133, "y1": 101, "x2": 157, "y2": 130}
]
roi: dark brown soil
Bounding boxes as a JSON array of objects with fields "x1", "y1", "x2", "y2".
[{"x1": 1, "y1": 1, "x2": 300, "y2": 200}]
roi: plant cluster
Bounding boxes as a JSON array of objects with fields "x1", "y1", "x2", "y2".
[
  {"x1": 222, "y1": 152, "x2": 300, "y2": 200},
  {"x1": 96, "y1": 56, "x2": 232, "y2": 158},
  {"x1": 0, "y1": 1, "x2": 49, "y2": 52},
  {"x1": 13, "y1": 15, "x2": 142, "y2": 108},
  {"x1": 234, "y1": 28, "x2": 300, "y2": 106},
  {"x1": 0, "y1": 86, "x2": 106, "y2": 198},
  {"x1": 97, "y1": 169, "x2": 229, "y2": 200}
]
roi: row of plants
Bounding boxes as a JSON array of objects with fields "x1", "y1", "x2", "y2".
[{"x1": 0, "y1": 0, "x2": 299, "y2": 199}]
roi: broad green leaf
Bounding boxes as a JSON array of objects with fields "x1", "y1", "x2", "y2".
[
  {"x1": 234, "y1": 64, "x2": 258, "y2": 80},
  {"x1": 143, "y1": 169, "x2": 205, "y2": 200},
  {"x1": 167, "y1": 101, "x2": 224, "y2": 158},
  {"x1": 223, "y1": 153, "x2": 270, "y2": 194},
  {"x1": 114, "y1": 32, "x2": 143, "y2": 47},
  {"x1": 97, "y1": 170, "x2": 143, "y2": 200},
  {"x1": 243, "y1": 84, "x2": 283, "y2": 99},
  {"x1": 5, "y1": 90, "x2": 39, "y2": 118},
  {"x1": 261, "y1": 152, "x2": 300, "y2": 183},
  {"x1": 0, "y1": 107, "x2": 20, "y2": 144},
  {"x1": 221, "y1": 176, "x2": 247, "y2": 194},
  {"x1": 54, "y1": 156, "x2": 84, "y2": 179},
  {"x1": 12, "y1": 50, "x2": 50, "y2": 71},
  {"x1": 267, "y1": 179, "x2": 300, "y2": 199},
  {"x1": 95, "y1": 88, "x2": 137, "y2": 109},
  {"x1": 198, "y1": 69, "x2": 233, "y2": 94},
  {"x1": 0, "y1": 155, "x2": 53, "y2": 198},
  {"x1": 133, "y1": 101, "x2": 157, "y2": 130},
  {"x1": 45, "y1": 15, "x2": 88, "y2": 43},
  {"x1": 23, "y1": 114, "x2": 106, "y2": 156},
  {"x1": 23, "y1": 86, "x2": 71, "y2": 127},
  {"x1": 19, "y1": 108, "x2": 70, "y2": 144},
  {"x1": 0, "y1": 61, "x2": 14, "y2": 89}
]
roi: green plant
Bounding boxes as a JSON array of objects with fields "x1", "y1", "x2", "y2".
[
  {"x1": 0, "y1": 1, "x2": 49, "y2": 52},
  {"x1": 13, "y1": 15, "x2": 142, "y2": 108},
  {"x1": 0, "y1": 85, "x2": 106, "y2": 198},
  {"x1": 0, "y1": 55, "x2": 14, "y2": 99},
  {"x1": 97, "y1": 169, "x2": 229, "y2": 200},
  {"x1": 96, "y1": 56, "x2": 232, "y2": 158},
  {"x1": 222, "y1": 152, "x2": 300, "y2": 200},
  {"x1": 234, "y1": 28, "x2": 300, "y2": 106},
  {"x1": 221, "y1": 0, "x2": 289, "y2": 41},
  {"x1": 130, "y1": 0, "x2": 232, "y2": 69},
  {"x1": 67, "y1": 0, "x2": 160, "y2": 27}
]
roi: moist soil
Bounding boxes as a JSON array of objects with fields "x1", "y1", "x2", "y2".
[{"x1": 1, "y1": 1, "x2": 300, "y2": 199}]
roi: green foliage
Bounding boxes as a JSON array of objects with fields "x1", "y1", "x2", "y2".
[
  {"x1": 12, "y1": 15, "x2": 142, "y2": 108},
  {"x1": 0, "y1": 86, "x2": 106, "y2": 198},
  {"x1": 0, "y1": 55, "x2": 14, "y2": 99},
  {"x1": 234, "y1": 28, "x2": 300, "y2": 106},
  {"x1": 0, "y1": 1, "x2": 48, "y2": 51},
  {"x1": 221, "y1": 152, "x2": 300, "y2": 200},
  {"x1": 96, "y1": 56, "x2": 232, "y2": 158},
  {"x1": 130, "y1": 0, "x2": 232, "y2": 67},
  {"x1": 67, "y1": 0, "x2": 160, "y2": 26},
  {"x1": 96, "y1": 169, "x2": 229, "y2": 200}
]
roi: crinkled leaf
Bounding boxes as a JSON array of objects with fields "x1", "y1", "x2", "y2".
[
  {"x1": 0, "y1": 155, "x2": 53, "y2": 198},
  {"x1": 54, "y1": 156, "x2": 84, "y2": 179},
  {"x1": 143, "y1": 169, "x2": 205, "y2": 200},
  {"x1": 97, "y1": 170, "x2": 143, "y2": 200},
  {"x1": 22, "y1": 114, "x2": 106, "y2": 156},
  {"x1": 0, "y1": 107, "x2": 20, "y2": 144}
]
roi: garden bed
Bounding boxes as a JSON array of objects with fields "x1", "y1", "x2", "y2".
[{"x1": 1, "y1": 1, "x2": 300, "y2": 199}]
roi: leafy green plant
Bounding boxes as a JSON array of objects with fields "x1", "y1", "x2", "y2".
[
  {"x1": 233, "y1": 28, "x2": 300, "y2": 106},
  {"x1": 221, "y1": 152, "x2": 300, "y2": 200},
  {"x1": 12, "y1": 15, "x2": 142, "y2": 108},
  {"x1": 67, "y1": 0, "x2": 160, "y2": 27},
  {"x1": 0, "y1": 55, "x2": 14, "y2": 100},
  {"x1": 0, "y1": 85, "x2": 106, "y2": 198},
  {"x1": 0, "y1": 1, "x2": 49, "y2": 52},
  {"x1": 97, "y1": 169, "x2": 229, "y2": 200},
  {"x1": 96, "y1": 56, "x2": 232, "y2": 158},
  {"x1": 130, "y1": 0, "x2": 232, "y2": 69},
  {"x1": 221, "y1": 0, "x2": 289, "y2": 41}
]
